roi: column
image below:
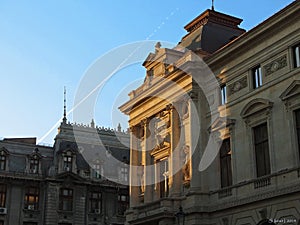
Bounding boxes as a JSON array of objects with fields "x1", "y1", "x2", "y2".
[
  {"x1": 169, "y1": 103, "x2": 182, "y2": 197},
  {"x1": 143, "y1": 118, "x2": 154, "y2": 203},
  {"x1": 129, "y1": 125, "x2": 140, "y2": 207}
]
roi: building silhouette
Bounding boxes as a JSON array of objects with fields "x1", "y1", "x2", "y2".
[{"x1": 0, "y1": 117, "x2": 130, "y2": 225}]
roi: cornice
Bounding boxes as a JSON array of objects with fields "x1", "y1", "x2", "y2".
[{"x1": 204, "y1": 0, "x2": 300, "y2": 66}]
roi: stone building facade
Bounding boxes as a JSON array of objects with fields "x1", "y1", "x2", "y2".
[
  {"x1": 120, "y1": 1, "x2": 300, "y2": 225},
  {"x1": 0, "y1": 119, "x2": 130, "y2": 225}
]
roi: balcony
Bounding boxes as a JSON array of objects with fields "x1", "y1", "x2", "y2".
[{"x1": 210, "y1": 167, "x2": 300, "y2": 211}]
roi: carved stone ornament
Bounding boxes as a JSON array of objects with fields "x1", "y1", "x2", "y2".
[
  {"x1": 264, "y1": 55, "x2": 287, "y2": 76},
  {"x1": 228, "y1": 76, "x2": 247, "y2": 95},
  {"x1": 182, "y1": 145, "x2": 191, "y2": 183}
]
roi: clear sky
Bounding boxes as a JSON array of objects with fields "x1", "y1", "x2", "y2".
[{"x1": 0, "y1": 0, "x2": 295, "y2": 145}]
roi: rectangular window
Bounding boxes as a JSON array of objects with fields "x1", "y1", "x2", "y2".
[
  {"x1": 253, "y1": 123, "x2": 271, "y2": 177},
  {"x1": 29, "y1": 158, "x2": 39, "y2": 174},
  {"x1": 63, "y1": 156, "x2": 72, "y2": 172},
  {"x1": 0, "y1": 155, "x2": 6, "y2": 171},
  {"x1": 293, "y1": 43, "x2": 300, "y2": 68},
  {"x1": 159, "y1": 159, "x2": 169, "y2": 198},
  {"x1": 252, "y1": 65, "x2": 262, "y2": 89},
  {"x1": 23, "y1": 222, "x2": 38, "y2": 225},
  {"x1": 295, "y1": 109, "x2": 300, "y2": 154},
  {"x1": 59, "y1": 188, "x2": 73, "y2": 211},
  {"x1": 221, "y1": 84, "x2": 227, "y2": 105},
  {"x1": 90, "y1": 192, "x2": 102, "y2": 213},
  {"x1": 93, "y1": 164, "x2": 102, "y2": 179},
  {"x1": 24, "y1": 187, "x2": 39, "y2": 210},
  {"x1": 117, "y1": 194, "x2": 129, "y2": 215},
  {"x1": 120, "y1": 167, "x2": 128, "y2": 182},
  {"x1": 0, "y1": 184, "x2": 6, "y2": 208},
  {"x1": 220, "y1": 139, "x2": 233, "y2": 188}
]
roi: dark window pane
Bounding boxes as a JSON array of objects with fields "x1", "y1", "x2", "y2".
[
  {"x1": 220, "y1": 139, "x2": 232, "y2": 187},
  {"x1": 0, "y1": 184, "x2": 6, "y2": 207},
  {"x1": 89, "y1": 191, "x2": 102, "y2": 213},
  {"x1": 253, "y1": 123, "x2": 270, "y2": 177},
  {"x1": 295, "y1": 109, "x2": 300, "y2": 155},
  {"x1": 59, "y1": 188, "x2": 73, "y2": 211},
  {"x1": 24, "y1": 187, "x2": 39, "y2": 210}
]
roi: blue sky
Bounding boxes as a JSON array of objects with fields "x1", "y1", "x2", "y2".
[{"x1": 0, "y1": 0, "x2": 294, "y2": 144}]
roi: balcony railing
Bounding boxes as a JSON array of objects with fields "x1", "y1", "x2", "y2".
[
  {"x1": 218, "y1": 187, "x2": 233, "y2": 199},
  {"x1": 254, "y1": 176, "x2": 271, "y2": 189}
]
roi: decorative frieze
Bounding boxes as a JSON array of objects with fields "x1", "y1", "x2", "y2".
[
  {"x1": 228, "y1": 76, "x2": 247, "y2": 95},
  {"x1": 264, "y1": 55, "x2": 287, "y2": 76}
]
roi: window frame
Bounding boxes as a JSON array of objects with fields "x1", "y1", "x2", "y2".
[
  {"x1": 59, "y1": 188, "x2": 73, "y2": 211},
  {"x1": 0, "y1": 155, "x2": 6, "y2": 171},
  {"x1": 24, "y1": 186, "x2": 39, "y2": 210},
  {"x1": 220, "y1": 138, "x2": 233, "y2": 188},
  {"x1": 120, "y1": 166, "x2": 128, "y2": 182},
  {"x1": 252, "y1": 65, "x2": 263, "y2": 89},
  {"x1": 253, "y1": 123, "x2": 271, "y2": 177},
  {"x1": 159, "y1": 159, "x2": 169, "y2": 198},
  {"x1": 220, "y1": 84, "x2": 227, "y2": 105},
  {"x1": 292, "y1": 43, "x2": 300, "y2": 68},
  {"x1": 295, "y1": 109, "x2": 300, "y2": 156},
  {"x1": 117, "y1": 193, "x2": 129, "y2": 215},
  {"x1": 92, "y1": 163, "x2": 103, "y2": 179},
  {"x1": 63, "y1": 155, "x2": 73, "y2": 172},
  {"x1": 89, "y1": 191, "x2": 102, "y2": 213},
  {"x1": 29, "y1": 155, "x2": 39, "y2": 174},
  {"x1": 0, "y1": 184, "x2": 6, "y2": 208}
]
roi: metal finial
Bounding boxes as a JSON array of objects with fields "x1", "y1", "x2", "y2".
[
  {"x1": 212, "y1": 0, "x2": 215, "y2": 11},
  {"x1": 63, "y1": 86, "x2": 67, "y2": 123}
]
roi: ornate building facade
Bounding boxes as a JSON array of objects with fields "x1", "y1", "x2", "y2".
[
  {"x1": 120, "y1": 1, "x2": 300, "y2": 225},
  {"x1": 0, "y1": 118, "x2": 130, "y2": 225}
]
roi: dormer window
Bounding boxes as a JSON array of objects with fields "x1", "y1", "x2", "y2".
[
  {"x1": 0, "y1": 153, "x2": 6, "y2": 171},
  {"x1": 29, "y1": 155, "x2": 39, "y2": 174},
  {"x1": 29, "y1": 149, "x2": 41, "y2": 174},
  {"x1": 63, "y1": 155, "x2": 73, "y2": 172},
  {"x1": 92, "y1": 159, "x2": 103, "y2": 179}
]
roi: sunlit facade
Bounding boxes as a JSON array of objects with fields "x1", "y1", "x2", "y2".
[{"x1": 120, "y1": 1, "x2": 300, "y2": 225}]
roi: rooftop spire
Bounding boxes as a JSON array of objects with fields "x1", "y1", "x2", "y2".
[
  {"x1": 63, "y1": 86, "x2": 67, "y2": 124},
  {"x1": 211, "y1": 0, "x2": 215, "y2": 11}
]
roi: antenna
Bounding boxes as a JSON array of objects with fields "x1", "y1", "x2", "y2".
[
  {"x1": 63, "y1": 86, "x2": 67, "y2": 124},
  {"x1": 212, "y1": 0, "x2": 215, "y2": 11}
]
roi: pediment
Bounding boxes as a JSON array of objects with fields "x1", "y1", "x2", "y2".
[
  {"x1": 30, "y1": 148, "x2": 42, "y2": 159},
  {"x1": 55, "y1": 171, "x2": 86, "y2": 183},
  {"x1": 57, "y1": 147, "x2": 76, "y2": 155},
  {"x1": 241, "y1": 98, "x2": 273, "y2": 118},
  {"x1": 150, "y1": 145, "x2": 170, "y2": 160},
  {"x1": 142, "y1": 52, "x2": 156, "y2": 68},
  {"x1": 209, "y1": 117, "x2": 236, "y2": 132},
  {"x1": 280, "y1": 80, "x2": 300, "y2": 101},
  {"x1": 0, "y1": 147, "x2": 9, "y2": 155}
]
